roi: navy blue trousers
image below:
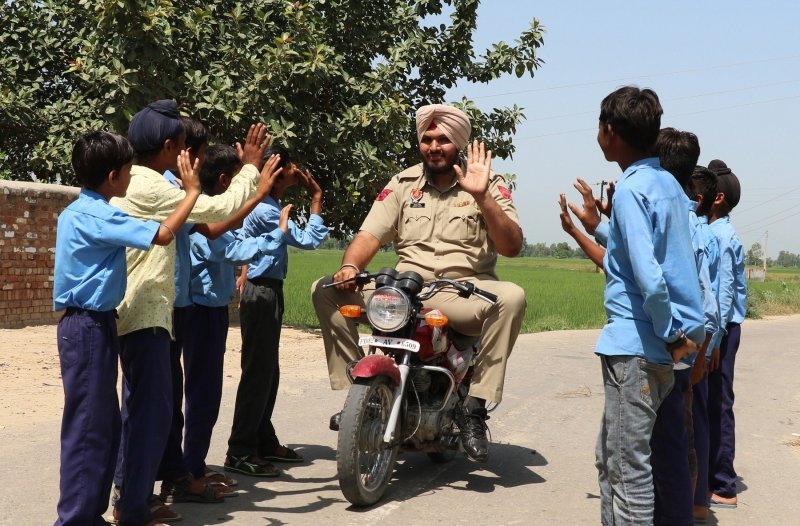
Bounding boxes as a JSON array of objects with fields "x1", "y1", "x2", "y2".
[
  {"x1": 183, "y1": 305, "x2": 229, "y2": 477},
  {"x1": 114, "y1": 327, "x2": 173, "y2": 525},
  {"x1": 709, "y1": 322, "x2": 741, "y2": 498},
  {"x1": 55, "y1": 309, "x2": 120, "y2": 526},
  {"x1": 157, "y1": 307, "x2": 189, "y2": 482},
  {"x1": 651, "y1": 368, "x2": 693, "y2": 526},
  {"x1": 692, "y1": 367, "x2": 710, "y2": 507},
  {"x1": 227, "y1": 279, "x2": 283, "y2": 457}
]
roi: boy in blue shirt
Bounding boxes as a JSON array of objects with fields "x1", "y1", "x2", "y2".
[
  {"x1": 686, "y1": 165, "x2": 723, "y2": 521},
  {"x1": 53, "y1": 131, "x2": 201, "y2": 526},
  {"x1": 591, "y1": 87, "x2": 704, "y2": 524},
  {"x1": 225, "y1": 146, "x2": 328, "y2": 477},
  {"x1": 181, "y1": 145, "x2": 289, "y2": 485},
  {"x1": 706, "y1": 159, "x2": 746, "y2": 508}
]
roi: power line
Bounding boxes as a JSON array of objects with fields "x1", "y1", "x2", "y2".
[
  {"x1": 527, "y1": 78, "x2": 800, "y2": 123},
  {"x1": 738, "y1": 205, "x2": 800, "y2": 235},
  {"x1": 469, "y1": 54, "x2": 800, "y2": 100},
  {"x1": 516, "y1": 93, "x2": 800, "y2": 141}
]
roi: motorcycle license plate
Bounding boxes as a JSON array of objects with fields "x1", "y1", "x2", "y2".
[{"x1": 358, "y1": 335, "x2": 420, "y2": 352}]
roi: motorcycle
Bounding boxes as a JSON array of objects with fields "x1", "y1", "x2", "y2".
[{"x1": 324, "y1": 267, "x2": 498, "y2": 506}]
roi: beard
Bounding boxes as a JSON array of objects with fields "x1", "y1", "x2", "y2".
[
  {"x1": 422, "y1": 150, "x2": 460, "y2": 176},
  {"x1": 423, "y1": 159, "x2": 456, "y2": 175}
]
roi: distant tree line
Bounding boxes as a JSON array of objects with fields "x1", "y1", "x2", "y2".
[{"x1": 746, "y1": 242, "x2": 800, "y2": 268}]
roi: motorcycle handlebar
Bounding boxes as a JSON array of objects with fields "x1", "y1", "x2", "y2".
[{"x1": 322, "y1": 272, "x2": 497, "y2": 304}]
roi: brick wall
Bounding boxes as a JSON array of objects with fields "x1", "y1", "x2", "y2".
[
  {"x1": 0, "y1": 180, "x2": 242, "y2": 329},
  {"x1": 0, "y1": 180, "x2": 79, "y2": 328}
]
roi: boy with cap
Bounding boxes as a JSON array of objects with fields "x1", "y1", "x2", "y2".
[
  {"x1": 53, "y1": 131, "x2": 201, "y2": 526},
  {"x1": 109, "y1": 100, "x2": 280, "y2": 526},
  {"x1": 706, "y1": 159, "x2": 747, "y2": 509}
]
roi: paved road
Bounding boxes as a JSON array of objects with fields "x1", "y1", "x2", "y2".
[{"x1": 2, "y1": 316, "x2": 798, "y2": 525}]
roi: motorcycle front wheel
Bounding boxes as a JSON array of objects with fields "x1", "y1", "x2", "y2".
[{"x1": 337, "y1": 376, "x2": 399, "y2": 506}]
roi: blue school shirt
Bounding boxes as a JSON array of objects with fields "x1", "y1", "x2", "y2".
[
  {"x1": 163, "y1": 170, "x2": 195, "y2": 308},
  {"x1": 709, "y1": 215, "x2": 747, "y2": 327},
  {"x1": 681, "y1": 199, "x2": 720, "y2": 367},
  {"x1": 595, "y1": 158, "x2": 704, "y2": 364},
  {"x1": 242, "y1": 196, "x2": 329, "y2": 281},
  {"x1": 53, "y1": 189, "x2": 160, "y2": 311},
  {"x1": 189, "y1": 228, "x2": 284, "y2": 307},
  {"x1": 697, "y1": 215, "x2": 724, "y2": 352}
]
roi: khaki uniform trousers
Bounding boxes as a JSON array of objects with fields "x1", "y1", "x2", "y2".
[{"x1": 311, "y1": 275, "x2": 526, "y2": 403}]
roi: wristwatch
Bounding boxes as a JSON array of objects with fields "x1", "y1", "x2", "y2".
[{"x1": 666, "y1": 330, "x2": 687, "y2": 351}]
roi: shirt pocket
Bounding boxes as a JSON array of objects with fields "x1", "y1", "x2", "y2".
[
  {"x1": 444, "y1": 207, "x2": 484, "y2": 242},
  {"x1": 401, "y1": 209, "x2": 432, "y2": 241}
]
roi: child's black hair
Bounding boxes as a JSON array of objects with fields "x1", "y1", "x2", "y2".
[
  {"x1": 689, "y1": 165, "x2": 717, "y2": 216},
  {"x1": 182, "y1": 117, "x2": 211, "y2": 152},
  {"x1": 599, "y1": 86, "x2": 663, "y2": 153},
  {"x1": 71, "y1": 131, "x2": 134, "y2": 190},
  {"x1": 263, "y1": 145, "x2": 292, "y2": 169},
  {"x1": 656, "y1": 127, "x2": 700, "y2": 188},
  {"x1": 199, "y1": 144, "x2": 241, "y2": 194}
]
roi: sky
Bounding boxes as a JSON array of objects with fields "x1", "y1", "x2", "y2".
[{"x1": 443, "y1": 1, "x2": 800, "y2": 258}]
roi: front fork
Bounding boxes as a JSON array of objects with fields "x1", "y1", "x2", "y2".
[{"x1": 383, "y1": 351, "x2": 411, "y2": 444}]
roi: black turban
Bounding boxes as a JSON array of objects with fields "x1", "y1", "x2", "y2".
[
  {"x1": 708, "y1": 159, "x2": 741, "y2": 209},
  {"x1": 127, "y1": 100, "x2": 184, "y2": 154}
]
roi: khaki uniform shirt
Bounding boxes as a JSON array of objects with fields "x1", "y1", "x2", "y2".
[
  {"x1": 360, "y1": 163, "x2": 519, "y2": 282},
  {"x1": 110, "y1": 163, "x2": 259, "y2": 336}
]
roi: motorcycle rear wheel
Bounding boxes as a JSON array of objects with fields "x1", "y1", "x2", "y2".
[{"x1": 337, "y1": 376, "x2": 400, "y2": 506}]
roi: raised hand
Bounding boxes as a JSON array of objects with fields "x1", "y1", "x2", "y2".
[
  {"x1": 559, "y1": 193, "x2": 577, "y2": 235},
  {"x1": 255, "y1": 154, "x2": 283, "y2": 199},
  {"x1": 568, "y1": 178, "x2": 602, "y2": 235},
  {"x1": 454, "y1": 140, "x2": 492, "y2": 198},
  {"x1": 596, "y1": 181, "x2": 615, "y2": 218},
  {"x1": 297, "y1": 168, "x2": 322, "y2": 196},
  {"x1": 236, "y1": 124, "x2": 272, "y2": 169},
  {"x1": 278, "y1": 204, "x2": 293, "y2": 233},
  {"x1": 176, "y1": 150, "x2": 201, "y2": 195}
]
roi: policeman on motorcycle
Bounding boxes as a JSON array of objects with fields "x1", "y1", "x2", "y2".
[{"x1": 312, "y1": 104, "x2": 527, "y2": 462}]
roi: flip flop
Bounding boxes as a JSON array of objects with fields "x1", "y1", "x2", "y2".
[
  {"x1": 224, "y1": 455, "x2": 281, "y2": 477},
  {"x1": 261, "y1": 446, "x2": 304, "y2": 463},
  {"x1": 709, "y1": 500, "x2": 737, "y2": 509}
]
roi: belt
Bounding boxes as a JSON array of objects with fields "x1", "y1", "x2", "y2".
[
  {"x1": 65, "y1": 307, "x2": 117, "y2": 317},
  {"x1": 248, "y1": 276, "x2": 283, "y2": 288}
]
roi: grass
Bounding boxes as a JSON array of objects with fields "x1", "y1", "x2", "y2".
[{"x1": 282, "y1": 250, "x2": 800, "y2": 333}]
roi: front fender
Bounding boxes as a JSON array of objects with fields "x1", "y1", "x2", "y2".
[{"x1": 350, "y1": 354, "x2": 401, "y2": 386}]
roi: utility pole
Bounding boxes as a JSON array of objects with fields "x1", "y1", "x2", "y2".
[{"x1": 764, "y1": 230, "x2": 768, "y2": 275}]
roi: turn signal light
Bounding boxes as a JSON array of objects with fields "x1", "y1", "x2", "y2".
[
  {"x1": 424, "y1": 311, "x2": 448, "y2": 327},
  {"x1": 339, "y1": 305, "x2": 362, "y2": 318}
]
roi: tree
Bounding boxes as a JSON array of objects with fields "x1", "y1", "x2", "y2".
[
  {"x1": 745, "y1": 242, "x2": 763, "y2": 266},
  {"x1": 0, "y1": 0, "x2": 545, "y2": 235}
]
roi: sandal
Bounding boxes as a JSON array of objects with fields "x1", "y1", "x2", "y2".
[
  {"x1": 167, "y1": 474, "x2": 225, "y2": 504},
  {"x1": 261, "y1": 445, "x2": 304, "y2": 463},
  {"x1": 224, "y1": 455, "x2": 281, "y2": 477},
  {"x1": 107, "y1": 496, "x2": 181, "y2": 524},
  {"x1": 204, "y1": 467, "x2": 238, "y2": 487}
]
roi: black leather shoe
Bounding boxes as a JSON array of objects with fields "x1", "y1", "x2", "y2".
[
  {"x1": 329, "y1": 411, "x2": 342, "y2": 431},
  {"x1": 456, "y1": 406, "x2": 489, "y2": 462}
]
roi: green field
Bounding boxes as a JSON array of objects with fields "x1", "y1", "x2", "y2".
[{"x1": 281, "y1": 249, "x2": 800, "y2": 333}]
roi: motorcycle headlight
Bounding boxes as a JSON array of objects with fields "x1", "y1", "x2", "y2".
[{"x1": 366, "y1": 286, "x2": 411, "y2": 332}]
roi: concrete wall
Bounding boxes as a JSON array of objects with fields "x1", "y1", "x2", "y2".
[{"x1": 0, "y1": 180, "x2": 241, "y2": 329}]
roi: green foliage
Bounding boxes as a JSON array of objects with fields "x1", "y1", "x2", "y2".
[
  {"x1": 0, "y1": 0, "x2": 544, "y2": 232},
  {"x1": 282, "y1": 252, "x2": 800, "y2": 332}
]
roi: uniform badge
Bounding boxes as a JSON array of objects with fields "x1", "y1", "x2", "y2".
[
  {"x1": 410, "y1": 188, "x2": 425, "y2": 208},
  {"x1": 376, "y1": 188, "x2": 393, "y2": 201},
  {"x1": 498, "y1": 185, "x2": 512, "y2": 200}
]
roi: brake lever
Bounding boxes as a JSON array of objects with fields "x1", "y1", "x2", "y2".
[{"x1": 322, "y1": 271, "x2": 371, "y2": 288}]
